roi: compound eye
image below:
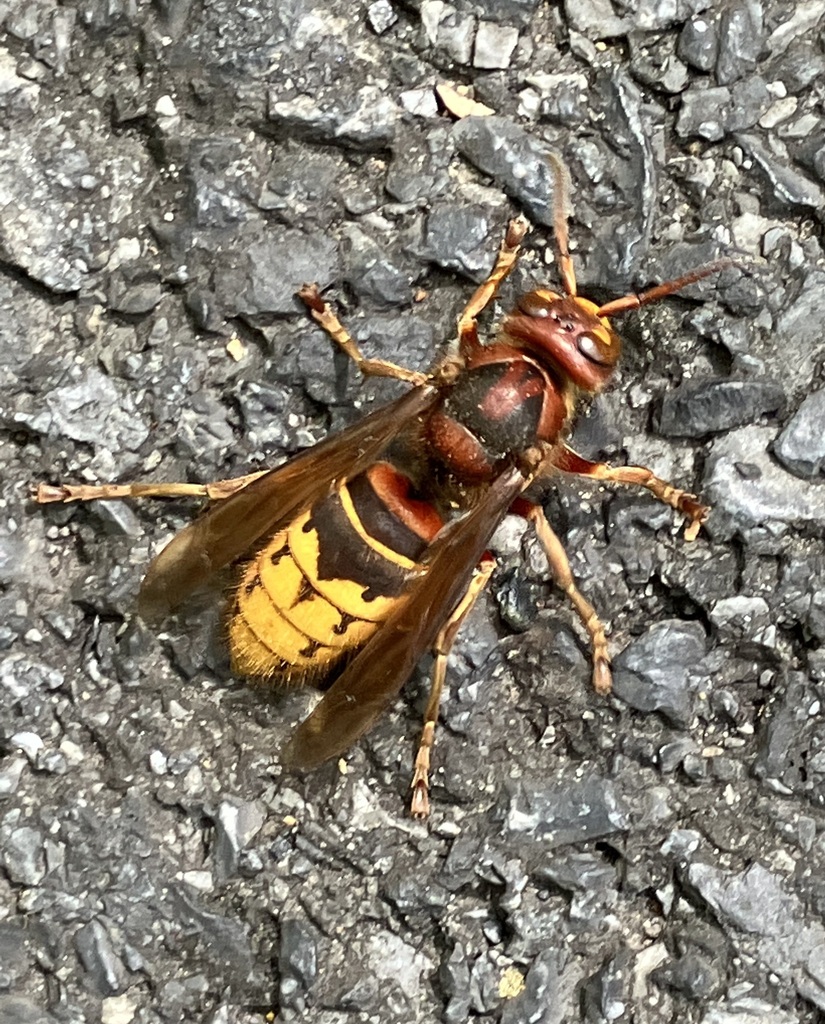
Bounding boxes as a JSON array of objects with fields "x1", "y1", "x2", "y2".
[
  {"x1": 577, "y1": 332, "x2": 613, "y2": 366},
  {"x1": 517, "y1": 291, "x2": 551, "y2": 318}
]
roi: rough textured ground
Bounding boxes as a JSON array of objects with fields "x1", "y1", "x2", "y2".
[{"x1": 2, "y1": 1, "x2": 825, "y2": 1022}]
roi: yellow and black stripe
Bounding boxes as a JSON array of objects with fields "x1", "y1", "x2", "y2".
[{"x1": 228, "y1": 466, "x2": 437, "y2": 684}]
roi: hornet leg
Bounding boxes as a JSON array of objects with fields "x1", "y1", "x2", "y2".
[
  {"x1": 554, "y1": 445, "x2": 709, "y2": 541},
  {"x1": 455, "y1": 217, "x2": 530, "y2": 361},
  {"x1": 519, "y1": 500, "x2": 612, "y2": 696},
  {"x1": 34, "y1": 470, "x2": 268, "y2": 506},
  {"x1": 410, "y1": 555, "x2": 497, "y2": 818},
  {"x1": 298, "y1": 284, "x2": 427, "y2": 386}
]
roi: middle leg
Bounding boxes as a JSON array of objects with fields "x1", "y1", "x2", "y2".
[
  {"x1": 520, "y1": 500, "x2": 612, "y2": 696},
  {"x1": 298, "y1": 283, "x2": 427, "y2": 386}
]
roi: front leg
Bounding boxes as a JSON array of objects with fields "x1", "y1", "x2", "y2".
[
  {"x1": 554, "y1": 445, "x2": 709, "y2": 541},
  {"x1": 456, "y1": 216, "x2": 530, "y2": 359}
]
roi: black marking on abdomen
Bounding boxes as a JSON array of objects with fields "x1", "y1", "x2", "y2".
[
  {"x1": 333, "y1": 611, "x2": 358, "y2": 636},
  {"x1": 270, "y1": 541, "x2": 290, "y2": 565},
  {"x1": 347, "y1": 471, "x2": 429, "y2": 561},
  {"x1": 298, "y1": 638, "x2": 323, "y2": 659},
  {"x1": 291, "y1": 576, "x2": 315, "y2": 608},
  {"x1": 306, "y1": 491, "x2": 413, "y2": 599}
]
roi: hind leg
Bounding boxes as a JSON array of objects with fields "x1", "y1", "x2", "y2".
[
  {"x1": 34, "y1": 471, "x2": 268, "y2": 505},
  {"x1": 410, "y1": 555, "x2": 497, "y2": 818}
]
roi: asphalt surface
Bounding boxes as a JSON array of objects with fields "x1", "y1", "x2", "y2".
[{"x1": 2, "y1": 1, "x2": 825, "y2": 1022}]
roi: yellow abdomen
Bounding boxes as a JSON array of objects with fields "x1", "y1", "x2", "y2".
[{"x1": 228, "y1": 471, "x2": 432, "y2": 684}]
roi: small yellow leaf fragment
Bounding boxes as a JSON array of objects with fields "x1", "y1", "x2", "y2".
[
  {"x1": 436, "y1": 83, "x2": 495, "y2": 119},
  {"x1": 338, "y1": 758, "x2": 349, "y2": 775},
  {"x1": 498, "y1": 966, "x2": 526, "y2": 1000},
  {"x1": 283, "y1": 814, "x2": 298, "y2": 827},
  {"x1": 226, "y1": 334, "x2": 246, "y2": 362}
]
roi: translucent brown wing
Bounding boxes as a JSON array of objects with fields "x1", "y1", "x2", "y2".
[
  {"x1": 280, "y1": 463, "x2": 528, "y2": 770},
  {"x1": 139, "y1": 385, "x2": 439, "y2": 622}
]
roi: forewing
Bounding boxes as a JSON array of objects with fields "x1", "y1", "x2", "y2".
[
  {"x1": 139, "y1": 385, "x2": 438, "y2": 622},
  {"x1": 281, "y1": 464, "x2": 528, "y2": 770}
]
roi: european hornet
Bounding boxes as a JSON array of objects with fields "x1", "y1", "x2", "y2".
[{"x1": 37, "y1": 156, "x2": 732, "y2": 817}]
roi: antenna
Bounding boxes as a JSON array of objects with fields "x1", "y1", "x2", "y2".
[
  {"x1": 596, "y1": 259, "x2": 737, "y2": 317},
  {"x1": 548, "y1": 151, "x2": 577, "y2": 297}
]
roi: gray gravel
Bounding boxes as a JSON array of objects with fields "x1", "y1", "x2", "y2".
[{"x1": 3, "y1": 1, "x2": 825, "y2": 1022}]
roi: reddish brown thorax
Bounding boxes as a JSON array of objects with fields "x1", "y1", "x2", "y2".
[
  {"x1": 421, "y1": 288, "x2": 623, "y2": 485},
  {"x1": 423, "y1": 344, "x2": 567, "y2": 483}
]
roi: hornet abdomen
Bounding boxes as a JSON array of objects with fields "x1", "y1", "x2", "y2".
[{"x1": 229, "y1": 463, "x2": 443, "y2": 682}]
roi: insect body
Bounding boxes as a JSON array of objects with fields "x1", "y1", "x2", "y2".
[
  {"x1": 37, "y1": 157, "x2": 730, "y2": 817},
  {"x1": 229, "y1": 461, "x2": 445, "y2": 681}
]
